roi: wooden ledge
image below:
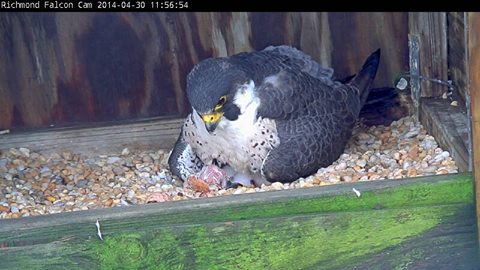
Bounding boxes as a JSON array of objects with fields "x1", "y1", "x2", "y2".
[
  {"x1": 0, "y1": 173, "x2": 477, "y2": 269},
  {"x1": 0, "y1": 117, "x2": 184, "y2": 155},
  {"x1": 420, "y1": 97, "x2": 470, "y2": 171}
]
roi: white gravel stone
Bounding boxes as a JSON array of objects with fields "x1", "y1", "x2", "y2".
[
  {"x1": 335, "y1": 162, "x2": 347, "y2": 171},
  {"x1": 107, "y1": 157, "x2": 121, "y2": 164},
  {"x1": 403, "y1": 129, "x2": 420, "y2": 139},
  {"x1": 233, "y1": 187, "x2": 246, "y2": 194},
  {"x1": 10, "y1": 206, "x2": 19, "y2": 213},
  {"x1": 270, "y1": 182, "x2": 284, "y2": 190},
  {"x1": 19, "y1": 148, "x2": 30, "y2": 157},
  {"x1": 121, "y1": 148, "x2": 130, "y2": 156},
  {"x1": 356, "y1": 159, "x2": 367, "y2": 168}
]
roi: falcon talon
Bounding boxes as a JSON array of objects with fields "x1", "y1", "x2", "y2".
[{"x1": 168, "y1": 45, "x2": 382, "y2": 185}]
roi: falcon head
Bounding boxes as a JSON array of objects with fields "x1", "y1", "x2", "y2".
[{"x1": 186, "y1": 58, "x2": 250, "y2": 132}]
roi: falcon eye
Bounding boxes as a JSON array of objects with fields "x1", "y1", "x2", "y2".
[
  {"x1": 218, "y1": 96, "x2": 227, "y2": 105},
  {"x1": 215, "y1": 95, "x2": 227, "y2": 110}
]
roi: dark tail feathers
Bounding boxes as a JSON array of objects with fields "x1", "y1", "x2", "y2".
[
  {"x1": 359, "y1": 87, "x2": 411, "y2": 126},
  {"x1": 336, "y1": 74, "x2": 356, "y2": 84},
  {"x1": 350, "y1": 49, "x2": 381, "y2": 106}
]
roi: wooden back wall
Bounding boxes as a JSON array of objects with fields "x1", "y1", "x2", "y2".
[{"x1": 0, "y1": 12, "x2": 408, "y2": 131}]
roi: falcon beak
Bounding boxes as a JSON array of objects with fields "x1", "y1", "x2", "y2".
[{"x1": 201, "y1": 112, "x2": 224, "y2": 132}]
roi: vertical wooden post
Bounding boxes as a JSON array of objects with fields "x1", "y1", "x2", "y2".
[
  {"x1": 448, "y1": 12, "x2": 469, "y2": 106},
  {"x1": 448, "y1": 12, "x2": 472, "y2": 171},
  {"x1": 468, "y1": 12, "x2": 480, "y2": 242}
]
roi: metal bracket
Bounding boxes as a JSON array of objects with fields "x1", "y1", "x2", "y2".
[{"x1": 408, "y1": 34, "x2": 421, "y2": 121}]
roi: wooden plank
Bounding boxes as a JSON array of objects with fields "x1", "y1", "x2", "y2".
[
  {"x1": 408, "y1": 12, "x2": 448, "y2": 98},
  {"x1": 448, "y1": 12, "x2": 468, "y2": 105},
  {"x1": 0, "y1": 13, "x2": 409, "y2": 131},
  {"x1": 341, "y1": 204, "x2": 477, "y2": 270},
  {"x1": 326, "y1": 12, "x2": 408, "y2": 89},
  {"x1": 0, "y1": 173, "x2": 477, "y2": 269},
  {"x1": 467, "y1": 12, "x2": 480, "y2": 243},
  {"x1": 0, "y1": 117, "x2": 184, "y2": 155},
  {"x1": 419, "y1": 98, "x2": 470, "y2": 172}
]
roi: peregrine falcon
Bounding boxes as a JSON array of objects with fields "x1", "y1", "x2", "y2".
[{"x1": 168, "y1": 45, "x2": 381, "y2": 186}]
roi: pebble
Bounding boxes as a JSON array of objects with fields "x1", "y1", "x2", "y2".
[
  {"x1": 65, "y1": 184, "x2": 74, "y2": 191},
  {"x1": 422, "y1": 166, "x2": 437, "y2": 173},
  {"x1": 270, "y1": 182, "x2": 284, "y2": 190},
  {"x1": 0, "y1": 116, "x2": 459, "y2": 219},
  {"x1": 233, "y1": 187, "x2": 247, "y2": 194},
  {"x1": 107, "y1": 157, "x2": 121, "y2": 164},
  {"x1": 120, "y1": 199, "x2": 131, "y2": 206},
  {"x1": 161, "y1": 184, "x2": 173, "y2": 190},
  {"x1": 403, "y1": 129, "x2": 420, "y2": 139},
  {"x1": 112, "y1": 166, "x2": 125, "y2": 176},
  {"x1": 121, "y1": 148, "x2": 130, "y2": 156},
  {"x1": 62, "y1": 152, "x2": 73, "y2": 161},
  {"x1": 0, "y1": 158, "x2": 7, "y2": 168},
  {"x1": 142, "y1": 156, "x2": 153, "y2": 163},
  {"x1": 76, "y1": 179, "x2": 89, "y2": 188},
  {"x1": 52, "y1": 175, "x2": 65, "y2": 185},
  {"x1": 359, "y1": 175, "x2": 369, "y2": 181},
  {"x1": 104, "y1": 198, "x2": 114, "y2": 208},
  {"x1": 9, "y1": 148, "x2": 21, "y2": 156},
  {"x1": 335, "y1": 162, "x2": 347, "y2": 171},
  {"x1": 4, "y1": 173, "x2": 13, "y2": 181},
  {"x1": 19, "y1": 147, "x2": 30, "y2": 157},
  {"x1": 406, "y1": 167, "x2": 416, "y2": 177},
  {"x1": 53, "y1": 201, "x2": 65, "y2": 207},
  {"x1": 433, "y1": 151, "x2": 450, "y2": 163},
  {"x1": 356, "y1": 159, "x2": 367, "y2": 168},
  {"x1": 402, "y1": 160, "x2": 412, "y2": 170}
]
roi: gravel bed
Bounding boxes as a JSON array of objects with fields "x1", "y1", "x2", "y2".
[{"x1": 0, "y1": 116, "x2": 458, "y2": 219}]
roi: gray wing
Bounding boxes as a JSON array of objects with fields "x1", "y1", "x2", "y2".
[
  {"x1": 230, "y1": 45, "x2": 336, "y2": 85},
  {"x1": 168, "y1": 124, "x2": 204, "y2": 181},
  {"x1": 263, "y1": 45, "x2": 334, "y2": 79},
  {"x1": 256, "y1": 68, "x2": 361, "y2": 182},
  {"x1": 253, "y1": 48, "x2": 381, "y2": 183}
]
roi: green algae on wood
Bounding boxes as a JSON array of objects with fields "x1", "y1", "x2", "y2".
[
  {"x1": 210, "y1": 173, "x2": 473, "y2": 222},
  {"x1": 84, "y1": 204, "x2": 474, "y2": 270},
  {"x1": 0, "y1": 173, "x2": 477, "y2": 269},
  {"x1": 89, "y1": 231, "x2": 187, "y2": 270}
]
